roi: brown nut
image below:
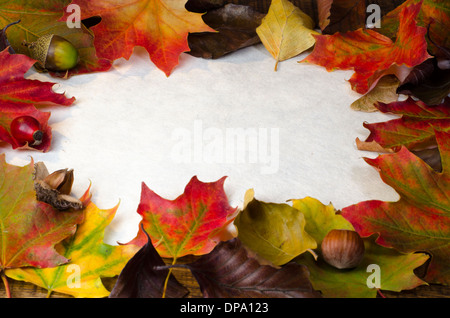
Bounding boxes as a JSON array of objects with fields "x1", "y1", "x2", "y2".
[{"x1": 321, "y1": 229, "x2": 365, "y2": 269}]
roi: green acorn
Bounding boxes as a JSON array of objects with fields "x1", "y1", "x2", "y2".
[{"x1": 23, "y1": 34, "x2": 79, "y2": 72}]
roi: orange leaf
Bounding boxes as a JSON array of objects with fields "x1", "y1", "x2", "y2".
[
  {"x1": 64, "y1": 0, "x2": 215, "y2": 76},
  {"x1": 302, "y1": 1, "x2": 431, "y2": 94}
]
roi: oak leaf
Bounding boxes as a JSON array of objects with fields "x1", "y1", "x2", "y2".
[
  {"x1": 127, "y1": 176, "x2": 238, "y2": 260},
  {"x1": 256, "y1": 0, "x2": 318, "y2": 71},
  {"x1": 342, "y1": 129, "x2": 450, "y2": 285},
  {"x1": 302, "y1": 1, "x2": 431, "y2": 94},
  {"x1": 63, "y1": 0, "x2": 215, "y2": 76},
  {"x1": 6, "y1": 199, "x2": 139, "y2": 298},
  {"x1": 234, "y1": 189, "x2": 317, "y2": 266}
]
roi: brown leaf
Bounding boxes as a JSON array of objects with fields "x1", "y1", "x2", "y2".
[
  {"x1": 188, "y1": 4, "x2": 265, "y2": 59},
  {"x1": 183, "y1": 238, "x2": 322, "y2": 298}
]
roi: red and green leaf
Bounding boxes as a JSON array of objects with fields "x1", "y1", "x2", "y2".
[
  {"x1": 302, "y1": 1, "x2": 431, "y2": 94},
  {"x1": 62, "y1": 0, "x2": 215, "y2": 76},
  {"x1": 357, "y1": 97, "x2": 450, "y2": 151},
  {"x1": 127, "y1": 176, "x2": 238, "y2": 259}
]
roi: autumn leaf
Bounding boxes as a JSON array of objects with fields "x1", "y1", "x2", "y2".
[
  {"x1": 0, "y1": 49, "x2": 74, "y2": 151},
  {"x1": 6, "y1": 200, "x2": 139, "y2": 298},
  {"x1": 0, "y1": 155, "x2": 84, "y2": 296},
  {"x1": 182, "y1": 238, "x2": 321, "y2": 298},
  {"x1": 109, "y1": 226, "x2": 188, "y2": 298},
  {"x1": 356, "y1": 97, "x2": 450, "y2": 152},
  {"x1": 350, "y1": 75, "x2": 400, "y2": 112},
  {"x1": 0, "y1": 1, "x2": 111, "y2": 77},
  {"x1": 302, "y1": 1, "x2": 431, "y2": 94},
  {"x1": 188, "y1": 4, "x2": 265, "y2": 59},
  {"x1": 296, "y1": 236, "x2": 429, "y2": 297},
  {"x1": 320, "y1": 0, "x2": 407, "y2": 34},
  {"x1": 342, "y1": 129, "x2": 450, "y2": 285},
  {"x1": 256, "y1": 0, "x2": 319, "y2": 71},
  {"x1": 292, "y1": 197, "x2": 429, "y2": 297},
  {"x1": 127, "y1": 176, "x2": 238, "y2": 260},
  {"x1": 380, "y1": 0, "x2": 450, "y2": 57},
  {"x1": 63, "y1": 0, "x2": 215, "y2": 76},
  {"x1": 234, "y1": 189, "x2": 317, "y2": 266}
]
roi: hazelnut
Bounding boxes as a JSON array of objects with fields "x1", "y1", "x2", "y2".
[{"x1": 321, "y1": 229, "x2": 365, "y2": 269}]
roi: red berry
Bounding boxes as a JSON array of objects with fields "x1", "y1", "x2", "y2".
[{"x1": 10, "y1": 116, "x2": 44, "y2": 146}]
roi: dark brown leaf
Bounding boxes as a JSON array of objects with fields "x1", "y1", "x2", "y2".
[
  {"x1": 322, "y1": 0, "x2": 407, "y2": 34},
  {"x1": 188, "y1": 4, "x2": 265, "y2": 59},
  {"x1": 109, "y1": 227, "x2": 189, "y2": 298},
  {"x1": 182, "y1": 238, "x2": 321, "y2": 298}
]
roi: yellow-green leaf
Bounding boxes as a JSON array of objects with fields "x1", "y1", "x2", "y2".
[
  {"x1": 5, "y1": 201, "x2": 139, "y2": 298},
  {"x1": 256, "y1": 0, "x2": 319, "y2": 70},
  {"x1": 234, "y1": 189, "x2": 317, "y2": 266},
  {"x1": 291, "y1": 197, "x2": 354, "y2": 246}
]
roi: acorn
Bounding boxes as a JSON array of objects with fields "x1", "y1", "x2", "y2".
[
  {"x1": 23, "y1": 34, "x2": 79, "y2": 72},
  {"x1": 10, "y1": 115, "x2": 44, "y2": 146},
  {"x1": 321, "y1": 229, "x2": 365, "y2": 269}
]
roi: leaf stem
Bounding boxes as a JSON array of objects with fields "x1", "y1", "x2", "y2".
[
  {"x1": 1, "y1": 271, "x2": 11, "y2": 298},
  {"x1": 162, "y1": 258, "x2": 177, "y2": 298}
]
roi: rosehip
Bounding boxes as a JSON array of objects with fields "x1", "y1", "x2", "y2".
[{"x1": 10, "y1": 116, "x2": 44, "y2": 146}]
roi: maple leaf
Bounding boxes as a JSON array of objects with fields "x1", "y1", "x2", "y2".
[
  {"x1": 182, "y1": 238, "x2": 321, "y2": 298},
  {"x1": 302, "y1": 1, "x2": 431, "y2": 94},
  {"x1": 292, "y1": 197, "x2": 428, "y2": 297},
  {"x1": 356, "y1": 97, "x2": 450, "y2": 152},
  {"x1": 256, "y1": 0, "x2": 319, "y2": 71},
  {"x1": 63, "y1": 0, "x2": 215, "y2": 76},
  {"x1": 234, "y1": 189, "x2": 317, "y2": 266},
  {"x1": 0, "y1": 1, "x2": 111, "y2": 77},
  {"x1": 127, "y1": 176, "x2": 238, "y2": 259},
  {"x1": 0, "y1": 49, "x2": 74, "y2": 151},
  {"x1": 342, "y1": 129, "x2": 450, "y2": 285},
  {"x1": 0, "y1": 155, "x2": 84, "y2": 296},
  {"x1": 6, "y1": 200, "x2": 139, "y2": 298},
  {"x1": 380, "y1": 0, "x2": 450, "y2": 57}
]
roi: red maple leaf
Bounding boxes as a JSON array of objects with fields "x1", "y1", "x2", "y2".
[
  {"x1": 0, "y1": 50, "x2": 75, "y2": 151},
  {"x1": 127, "y1": 176, "x2": 238, "y2": 259},
  {"x1": 342, "y1": 129, "x2": 450, "y2": 285}
]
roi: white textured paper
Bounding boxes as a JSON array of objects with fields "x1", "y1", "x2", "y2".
[{"x1": 2, "y1": 45, "x2": 399, "y2": 244}]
